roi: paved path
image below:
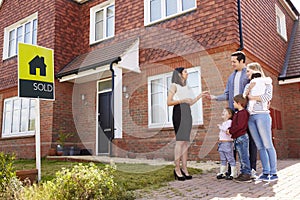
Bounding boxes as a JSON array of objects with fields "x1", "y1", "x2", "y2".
[{"x1": 135, "y1": 159, "x2": 300, "y2": 200}]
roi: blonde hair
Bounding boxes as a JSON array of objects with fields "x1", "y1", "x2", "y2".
[{"x1": 247, "y1": 62, "x2": 266, "y2": 77}]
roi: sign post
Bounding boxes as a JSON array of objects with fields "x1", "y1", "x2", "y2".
[{"x1": 18, "y1": 43, "x2": 55, "y2": 182}]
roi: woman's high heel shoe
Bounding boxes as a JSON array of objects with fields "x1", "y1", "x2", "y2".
[
  {"x1": 174, "y1": 170, "x2": 186, "y2": 181},
  {"x1": 180, "y1": 169, "x2": 192, "y2": 180}
]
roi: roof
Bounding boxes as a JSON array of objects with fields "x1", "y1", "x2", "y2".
[
  {"x1": 57, "y1": 38, "x2": 138, "y2": 79},
  {"x1": 279, "y1": 20, "x2": 300, "y2": 82}
]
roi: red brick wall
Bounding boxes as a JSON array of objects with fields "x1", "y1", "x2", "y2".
[
  {"x1": 242, "y1": 0, "x2": 294, "y2": 72},
  {"x1": 280, "y1": 83, "x2": 300, "y2": 158}
]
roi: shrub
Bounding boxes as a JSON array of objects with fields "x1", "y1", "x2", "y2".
[
  {"x1": 19, "y1": 163, "x2": 134, "y2": 200},
  {"x1": 0, "y1": 152, "x2": 23, "y2": 199}
]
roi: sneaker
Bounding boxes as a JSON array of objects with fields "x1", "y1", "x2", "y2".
[
  {"x1": 256, "y1": 174, "x2": 269, "y2": 182},
  {"x1": 251, "y1": 169, "x2": 257, "y2": 179},
  {"x1": 269, "y1": 174, "x2": 278, "y2": 182},
  {"x1": 234, "y1": 174, "x2": 252, "y2": 182}
]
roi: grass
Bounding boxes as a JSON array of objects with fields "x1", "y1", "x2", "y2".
[{"x1": 14, "y1": 158, "x2": 203, "y2": 191}]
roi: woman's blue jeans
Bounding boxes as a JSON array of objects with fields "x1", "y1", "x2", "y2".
[{"x1": 248, "y1": 113, "x2": 277, "y2": 175}]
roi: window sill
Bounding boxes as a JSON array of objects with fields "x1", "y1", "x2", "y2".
[{"x1": 1, "y1": 134, "x2": 35, "y2": 140}]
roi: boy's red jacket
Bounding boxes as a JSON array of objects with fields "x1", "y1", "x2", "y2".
[{"x1": 229, "y1": 109, "x2": 249, "y2": 139}]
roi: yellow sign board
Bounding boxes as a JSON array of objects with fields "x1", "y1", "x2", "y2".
[{"x1": 18, "y1": 43, "x2": 55, "y2": 100}]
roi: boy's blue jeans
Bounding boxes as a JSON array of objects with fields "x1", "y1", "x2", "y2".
[
  {"x1": 248, "y1": 113, "x2": 277, "y2": 175},
  {"x1": 234, "y1": 134, "x2": 251, "y2": 175}
]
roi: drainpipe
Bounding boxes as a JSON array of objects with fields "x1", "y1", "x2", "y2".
[
  {"x1": 109, "y1": 57, "x2": 121, "y2": 144},
  {"x1": 237, "y1": 0, "x2": 244, "y2": 51}
]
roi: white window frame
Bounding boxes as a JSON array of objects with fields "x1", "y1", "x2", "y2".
[
  {"x1": 90, "y1": 0, "x2": 115, "y2": 45},
  {"x1": 275, "y1": 5, "x2": 287, "y2": 41},
  {"x1": 144, "y1": 0, "x2": 197, "y2": 26},
  {"x1": 2, "y1": 97, "x2": 36, "y2": 138},
  {"x1": 148, "y1": 67, "x2": 203, "y2": 129},
  {"x1": 3, "y1": 12, "x2": 38, "y2": 60}
]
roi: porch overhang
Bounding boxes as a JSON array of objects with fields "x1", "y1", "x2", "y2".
[{"x1": 57, "y1": 38, "x2": 140, "y2": 83}]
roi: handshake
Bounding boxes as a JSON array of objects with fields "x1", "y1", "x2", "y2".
[{"x1": 201, "y1": 91, "x2": 216, "y2": 100}]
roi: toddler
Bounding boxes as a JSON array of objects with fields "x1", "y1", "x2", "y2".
[
  {"x1": 216, "y1": 107, "x2": 236, "y2": 180},
  {"x1": 244, "y1": 72, "x2": 272, "y2": 112}
]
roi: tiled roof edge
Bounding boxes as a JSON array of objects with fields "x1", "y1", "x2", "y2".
[{"x1": 279, "y1": 20, "x2": 299, "y2": 79}]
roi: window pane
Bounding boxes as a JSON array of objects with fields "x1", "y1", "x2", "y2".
[
  {"x1": 3, "y1": 101, "x2": 12, "y2": 134},
  {"x1": 16, "y1": 26, "x2": 23, "y2": 54},
  {"x1": 95, "y1": 10, "x2": 104, "y2": 40},
  {"x1": 20, "y1": 99, "x2": 29, "y2": 132},
  {"x1": 166, "y1": 0, "x2": 177, "y2": 16},
  {"x1": 166, "y1": 76, "x2": 172, "y2": 122},
  {"x1": 25, "y1": 22, "x2": 31, "y2": 43},
  {"x1": 32, "y1": 19, "x2": 37, "y2": 45},
  {"x1": 150, "y1": 0, "x2": 161, "y2": 21},
  {"x1": 151, "y1": 79, "x2": 165, "y2": 123},
  {"x1": 29, "y1": 99, "x2": 36, "y2": 131},
  {"x1": 187, "y1": 71, "x2": 198, "y2": 88},
  {"x1": 151, "y1": 93, "x2": 165, "y2": 123},
  {"x1": 106, "y1": 5, "x2": 114, "y2": 37},
  {"x1": 4, "y1": 112, "x2": 12, "y2": 134},
  {"x1": 8, "y1": 30, "x2": 15, "y2": 57},
  {"x1": 182, "y1": 0, "x2": 195, "y2": 10},
  {"x1": 98, "y1": 80, "x2": 112, "y2": 92},
  {"x1": 12, "y1": 99, "x2": 21, "y2": 133},
  {"x1": 151, "y1": 79, "x2": 163, "y2": 93}
]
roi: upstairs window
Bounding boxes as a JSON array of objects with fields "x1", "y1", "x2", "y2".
[
  {"x1": 148, "y1": 67, "x2": 203, "y2": 128},
  {"x1": 90, "y1": 1, "x2": 115, "y2": 44},
  {"x1": 3, "y1": 13, "x2": 37, "y2": 60},
  {"x1": 144, "y1": 0, "x2": 196, "y2": 25},
  {"x1": 275, "y1": 5, "x2": 287, "y2": 41},
  {"x1": 2, "y1": 97, "x2": 36, "y2": 138}
]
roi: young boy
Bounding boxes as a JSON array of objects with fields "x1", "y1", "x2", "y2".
[{"x1": 227, "y1": 94, "x2": 251, "y2": 182}]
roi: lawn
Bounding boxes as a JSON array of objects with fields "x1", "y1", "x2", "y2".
[{"x1": 14, "y1": 159, "x2": 203, "y2": 191}]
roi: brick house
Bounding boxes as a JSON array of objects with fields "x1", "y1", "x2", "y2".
[{"x1": 0, "y1": 0, "x2": 299, "y2": 160}]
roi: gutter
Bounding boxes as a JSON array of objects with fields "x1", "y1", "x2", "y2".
[
  {"x1": 109, "y1": 57, "x2": 121, "y2": 144},
  {"x1": 56, "y1": 57, "x2": 121, "y2": 79},
  {"x1": 237, "y1": 0, "x2": 244, "y2": 51}
]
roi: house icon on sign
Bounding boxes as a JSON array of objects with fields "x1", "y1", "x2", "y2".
[{"x1": 29, "y1": 55, "x2": 47, "y2": 76}]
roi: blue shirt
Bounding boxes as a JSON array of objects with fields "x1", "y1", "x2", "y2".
[{"x1": 216, "y1": 68, "x2": 249, "y2": 110}]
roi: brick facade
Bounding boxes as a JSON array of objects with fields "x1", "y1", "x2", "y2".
[{"x1": 0, "y1": 0, "x2": 299, "y2": 160}]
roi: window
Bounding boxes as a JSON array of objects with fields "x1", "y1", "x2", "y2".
[
  {"x1": 148, "y1": 67, "x2": 203, "y2": 128},
  {"x1": 3, "y1": 13, "x2": 38, "y2": 60},
  {"x1": 275, "y1": 5, "x2": 287, "y2": 41},
  {"x1": 90, "y1": 1, "x2": 115, "y2": 44},
  {"x1": 144, "y1": 0, "x2": 196, "y2": 25},
  {"x1": 2, "y1": 97, "x2": 36, "y2": 138}
]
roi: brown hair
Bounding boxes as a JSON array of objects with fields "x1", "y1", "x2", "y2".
[
  {"x1": 233, "y1": 94, "x2": 248, "y2": 108},
  {"x1": 171, "y1": 67, "x2": 186, "y2": 86},
  {"x1": 225, "y1": 107, "x2": 235, "y2": 120}
]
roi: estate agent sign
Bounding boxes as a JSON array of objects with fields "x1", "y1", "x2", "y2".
[{"x1": 18, "y1": 43, "x2": 54, "y2": 100}]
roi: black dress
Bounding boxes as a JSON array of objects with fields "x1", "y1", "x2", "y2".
[{"x1": 172, "y1": 103, "x2": 192, "y2": 141}]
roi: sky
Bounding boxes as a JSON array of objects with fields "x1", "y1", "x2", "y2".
[{"x1": 291, "y1": 0, "x2": 300, "y2": 13}]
